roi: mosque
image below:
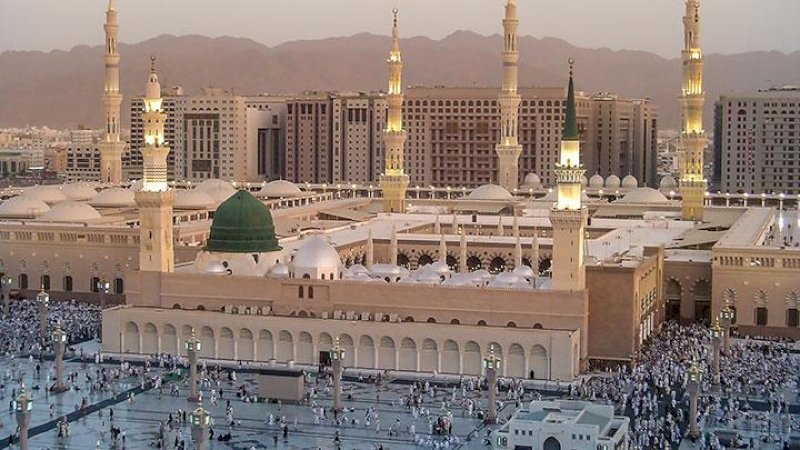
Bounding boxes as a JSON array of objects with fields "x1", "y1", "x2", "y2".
[{"x1": 0, "y1": 0, "x2": 799, "y2": 381}]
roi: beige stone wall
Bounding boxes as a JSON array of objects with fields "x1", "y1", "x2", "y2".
[
  {"x1": 102, "y1": 306, "x2": 580, "y2": 380},
  {"x1": 663, "y1": 259, "x2": 712, "y2": 322}
]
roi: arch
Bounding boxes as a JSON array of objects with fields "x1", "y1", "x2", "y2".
[
  {"x1": 754, "y1": 289, "x2": 768, "y2": 306},
  {"x1": 339, "y1": 334, "x2": 355, "y2": 366},
  {"x1": 463, "y1": 341, "x2": 482, "y2": 375},
  {"x1": 398, "y1": 338, "x2": 418, "y2": 371},
  {"x1": 466, "y1": 255, "x2": 482, "y2": 271},
  {"x1": 507, "y1": 321, "x2": 517, "y2": 328},
  {"x1": 446, "y1": 254, "x2": 458, "y2": 270},
  {"x1": 533, "y1": 323, "x2": 543, "y2": 329},
  {"x1": 477, "y1": 320, "x2": 487, "y2": 326},
  {"x1": 441, "y1": 340, "x2": 460, "y2": 374},
  {"x1": 693, "y1": 279, "x2": 711, "y2": 322},
  {"x1": 180, "y1": 326, "x2": 193, "y2": 357},
  {"x1": 420, "y1": 339, "x2": 439, "y2": 373},
  {"x1": 258, "y1": 330, "x2": 274, "y2": 361},
  {"x1": 397, "y1": 253, "x2": 410, "y2": 268},
  {"x1": 196, "y1": 305, "x2": 206, "y2": 311},
  {"x1": 358, "y1": 335, "x2": 375, "y2": 368},
  {"x1": 218, "y1": 327, "x2": 235, "y2": 360},
  {"x1": 162, "y1": 324, "x2": 177, "y2": 355},
  {"x1": 297, "y1": 332, "x2": 314, "y2": 364},
  {"x1": 417, "y1": 254, "x2": 434, "y2": 268},
  {"x1": 277, "y1": 330, "x2": 294, "y2": 362},
  {"x1": 318, "y1": 333, "x2": 334, "y2": 353},
  {"x1": 403, "y1": 316, "x2": 414, "y2": 322},
  {"x1": 378, "y1": 336, "x2": 396, "y2": 370},
  {"x1": 142, "y1": 323, "x2": 158, "y2": 354},
  {"x1": 665, "y1": 279, "x2": 682, "y2": 321},
  {"x1": 506, "y1": 343, "x2": 526, "y2": 378},
  {"x1": 450, "y1": 319, "x2": 460, "y2": 325},
  {"x1": 722, "y1": 287, "x2": 737, "y2": 305},
  {"x1": 426, "y1": 317, "x2": 437, "y2": 323},
  {"x1": 543, "y1": 437, "x2": 562, "y2": 450},
  {"x1": 538, "y1": 258, "x2": 552, "y2": 274},
  {"x1": 172, "y1": 303, "x2": 182, "y2": 310},
  {"x1": 530, "y1": 344, "x2": 549, "y2": 380},
  {"x1": 124, "y1": 322, "x2": 140, "y2": 354},
  {"x1": 199, "y1": 326, "x2": 215, "y2": 358},
  {"x1": 238, "y1": 328, "x2": 254, "y2": 361},
  {"x1": 488, "y1": 256, "x2": 507, "y2": 274}
]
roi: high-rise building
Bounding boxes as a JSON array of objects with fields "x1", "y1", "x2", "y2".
[
  {"x1": 716, "y1": 88, "x2": 800, "y2": 194},
  {"x1": 380, "y1": 9, "x2": 410, "y2": 212},
  {"x1": 245, "y1": 98, "x2": 287, "y2": 182},
  {"x1": 495, "y1": 0, "x2": 523, "y2": 192},
  {"x1": 98, "y1": 0, "x2": 125, "y2": 184},
  {"x1": 678, "y1": 0, "x2": 707, "y2": 221}
]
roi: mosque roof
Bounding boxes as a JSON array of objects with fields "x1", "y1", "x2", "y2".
[
  {"x1": 174, "y1": 189, "x2": 216, "y2": 210},
  {"x1": 258, "y1": 180, "x2": 303, "y2": 198},
  {"x1": 61, "y1": 183, "x2": 98, "y2": 201},
  {"x1": 467, "y1": 184, "x2": 513, "y2": 201},
  {"x1": 621, "y1": 175, "x2": 638, "y2": 189},
  {"x1": 206, "y1": 190, "x2": 281, "y2": 253},
  {"x1": 615, "y1": 187, "x2": 670, "y2": 204},
  {"x1": 38, "y1": 201, "x2": 102, "y2": 222},
  {"x1": 196, "y1": 179, "x2": 236, "y2": 203},
  {"x1": 0, "y1": 195, "x2": 51, "y2": 218},
  {"x1": 23, "y1": 185, "x2": 68, "y2": 205},
  {"x1": 291, "y1": 235, "x2": 342, "y2": 269},
  {"x1": 90, "y1": 188, "x2": 136, "y2": 208}
]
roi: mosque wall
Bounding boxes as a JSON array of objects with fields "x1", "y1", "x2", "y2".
[
  {"x1": 663, "y1": 258, "x2": 712, "y2": 323},
  {"x1": 102, "y1": 306, "x2": 581, "y2": 380}
]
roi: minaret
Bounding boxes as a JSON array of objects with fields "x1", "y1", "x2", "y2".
[
  {"x1": 99, "y1": 0, "x2": 125, "y2": 184},
  {"x1": 531, "y1": 231, "x2": 540, "y2": 274},
  {"x1": 379, "y1": 9, "x2": 410, "y2": 213},
  {"x1": 366, "y1": 229, "x2": 374, "y2": 269},
  {"x1": 459, "y1": 229, "x2": 468, "y2": 273},
  {"x1": 495, "y1": 0, "x2": 523, "y2": 191},
  {"x1": 135, "y1": 56, "x2": 175, "y2": 273},
  {"x1": 514, "y1": 235, "x2": 522, "y2": 269},
  {"x1": 389, "y1": 224, "x2": 398, "y2": 266},
  {"x1": 438, "y1": 234, "x2": 447, "y2": 263},
  {"x1": 678, "y1": 0, "x2": 707, "y2": 221},
  {"x1": 549, "y1": 60, "x2": 587, "y2": 292}
]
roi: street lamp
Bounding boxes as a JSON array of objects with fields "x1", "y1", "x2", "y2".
[
  {"x1": 97, "y1": 278, "x2": 110, "y2": 309},
  {"x1": 709, "y1": 319, "x2": 723, "y2": 393},
  {"x1": 483, "y1": 345, "x2": 502, "y2": 424},
  {"x1": 685, "y1": 362, "x2": 702, "y2": 440},
  {"x1": 0, "y1": 274, "x2": 11, "y2": 319},
  {"x1": 329, "y1": 338, "x2": 345, "y2": 413},
  {"x1": 51, "y1": 322, "x2": 68, "y2": 392},
  {"x1": 190, "y1": 399, "x2": 211, "y2": 450},
  {"x1": 719, "y1": 298, "x2": 734, "y2": 354},
  {"x1": 185, "y1": 328, "x2": 201, "y2": 402},
  {"x1": 37, "y1": 287, "x2": 49, "y2": 341},
  {"x1": 14, "y1": 384, "x2": 32, "y2": 450}
]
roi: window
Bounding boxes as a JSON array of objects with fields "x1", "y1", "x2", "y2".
[
  {"x1": 755, "y1": 307, "x2": 768, "y2": 325},
  {"x1": 91, "y1": 276, "x2": 100, "y2": 293},
  {"x1": 40, "y1": 275, "x2": 50, "y2": 291},
  {"x1": 114, "y1": 278, "x2": 124, "y2": 294},
  {"x1": 19, "y1": 274, "x2": 28, "y2": 290},
  {"x1": 298, "y1": 286, "x2": 304, "y2": 298},
  {"x1": 787, "y1": 309, "x2": 799, "y2": 328},
  {"x1": 308, "y1": 286, "x2": 314, "y2": 299},
  {"x1": 63, "y1": 276, "x2": 73, "y2": 292}
]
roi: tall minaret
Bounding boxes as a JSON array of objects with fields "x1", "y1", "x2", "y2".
[
  {"x1": 549, "y1": 60, "x2": 587, "y2": 292},
  {"x1": 495, "y1": 0, "x2": 523, "y2": 192},
  {"x1": 379, "y1": 9, "x2": 410, "y2": 213},
  {"x1": 99, "y1": 0, "x2": 125, "y2": 184},
  {"x1": 678, "y1": 0, "x2": 706, "y2": 221},
  {"x1": 135, "y1": 57, "x2": 175, "y2": 273}
]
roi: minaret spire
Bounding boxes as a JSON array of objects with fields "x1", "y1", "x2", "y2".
[
  {"x1": 678, "y1": 0, "x2": 707, "y2": 221},
  {"x1": 459, "y1": 229, "x2": 468, "y2": 273},
  {"x1": 379, "y1": 8, "x2": 410, "y2": 213},
  {"x1": 549, "y1": 60, "x2": 587, "y2": 292},
  {"x1": 495, "y1": 0, "x2": 523, "y2": 191},
  {"x1": 135, "y1": 55, "x2": 175, "y2": 273},
  {"x1": 99, "y1": 0, "x2": 125, "y2": 184}
]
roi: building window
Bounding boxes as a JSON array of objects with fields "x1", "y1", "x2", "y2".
[
  {"x1": 308, "y1": 286, "x2": 314, "y2": 299},
  {"x1": 40, "y1": 275, "x2": 50, "y2": 291},
  {"x1": 114, "y1": 278, "x2": 124, "y2": 294},
  {"x1": 755, "y1": 307, "x2": 768, "y2": 326},
  {"x1": 787, "y1": 309, "x2": 799, "y2": 328},
  {"x1": 19, "y1": 274, "x2": 28, "y2": 290},
  {"x1": 91, "y1": 276, "x2": 100, "y2": 293},
  {"x1": 298, "y1": 286, "x2": 304, "y2": 298},
  {"x1": 63, "y1": 276, "x2": 73, "y2": 292}
]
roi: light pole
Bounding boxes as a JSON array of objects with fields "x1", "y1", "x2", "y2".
[
  {"x1": 37, "y1": 287, "x2": 49, "y2": 341},
  {"x1": 1, "y1": 274, "x2": 11, "y2": 319},
  {"x1": 710, "y1": 319, "x2": 722, "y2": 393},
  {"x1": 14, "y1": 384, "x2": 32, "y2": 450},
  {"x1": 51, "y1": 322, "x2": 68, "y2": 393},
  {"x1": 97, "y1": 278, "x2": 110, "y2": 309},
  {"x1": 686, "y1": 362, "x2": 702, "y2": 440},
  {"x1": 483, "y1": 346, "x2": 501, "y2": 424},
  {"x1": 185, "y1": 328, "x2": 201, "y2": 402},
  {"x1": 719, "y1": 298, "x2": 734, "y2": 355},
  {"x1": 190, "y1": 399, "x2": 211, "y2": 450},
  {"x1": 329, "y1": 338, "x2": 345, "y2": 413}
]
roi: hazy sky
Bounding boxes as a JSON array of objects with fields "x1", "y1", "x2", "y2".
[{"x1": 1, "y1": 0, "x2": 798, "y2": 57}]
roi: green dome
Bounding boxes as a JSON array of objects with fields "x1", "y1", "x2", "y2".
[{"x1": 206, "y1": 190, "x2": 282, "y2": 253}]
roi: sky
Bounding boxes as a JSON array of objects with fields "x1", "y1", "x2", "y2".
[{"x1": 0, "y1": 0, "x2": 798, "y2": 58}]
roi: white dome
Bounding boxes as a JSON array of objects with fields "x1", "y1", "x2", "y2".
[
  {"x1": 416, "y1": 269, "x2": 444, "y2": 285},
  {"x1": 292, "y1": 236, "x2": 342, "y2": 270},
  {"x1": 90, "y1": 188, "x2": 136, "y2": 208},
  {"x1": 38, "y1": 201, "x2": 102, "y2": 222},
  {"x1": 512, "y1": 265, "x2": 535, "y2": 279},
  {"x1": 523, "y1": 173, "x2": 542, "y2": 189},
  {"x1": 621, "y1": 175, "x2": 638, "y2": 189},
  {"x1": 258, "y1": 180, "x2": 303, "y2": 198},
  {"x1": 205, "y1": 260, "x2": 228, "y2": 275},
  {"x1": 268, "y1": 262, "x2": 290, "y2": 278},
  {"x1": 61, "y1": 183, "x2": 98, "y2": 201},
  {"x1": 23, "y1": 186, "x2": 68, "y2": 205},
  {"x1": 196, "y1": 179, "x2": 233, "y2": 191},
  {"x1": 0, "y1": 195, "x2": 50, "y2": 218},
  {"x1": 605, "y1": 175, "x2": 621, "y2": 189},
  {"x1": 467, "y1": 184, "x2": 513, "y2": 201},
  {"x1": 197, "y1": 180, "x2": 237, "y2": 203},
  {"x1": 174, "y1": 189, "x2": 216, "y2": 210},
  {"x1": 580, "y1": 175, "x2": 588, "y2": 188},
  {"x1": 349, "y1": 264, "x2": 369, "y2": 274},
  {"x1": 615, "y1": 187, "x2": 670, "y2": 204},
  {"x1": 659, "y1": 175, "x2": 678, "y2": 190},
  {"x1": 588, "y1": 174, "x2": 604, "y2": 189},
  {"x1": 431, "y1": 260, "x2": 450, "y2": 275}
]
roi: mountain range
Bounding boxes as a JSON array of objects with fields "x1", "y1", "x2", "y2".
[{"x1": 0, "y1": 31, "x2": 798, "y2": 130}]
